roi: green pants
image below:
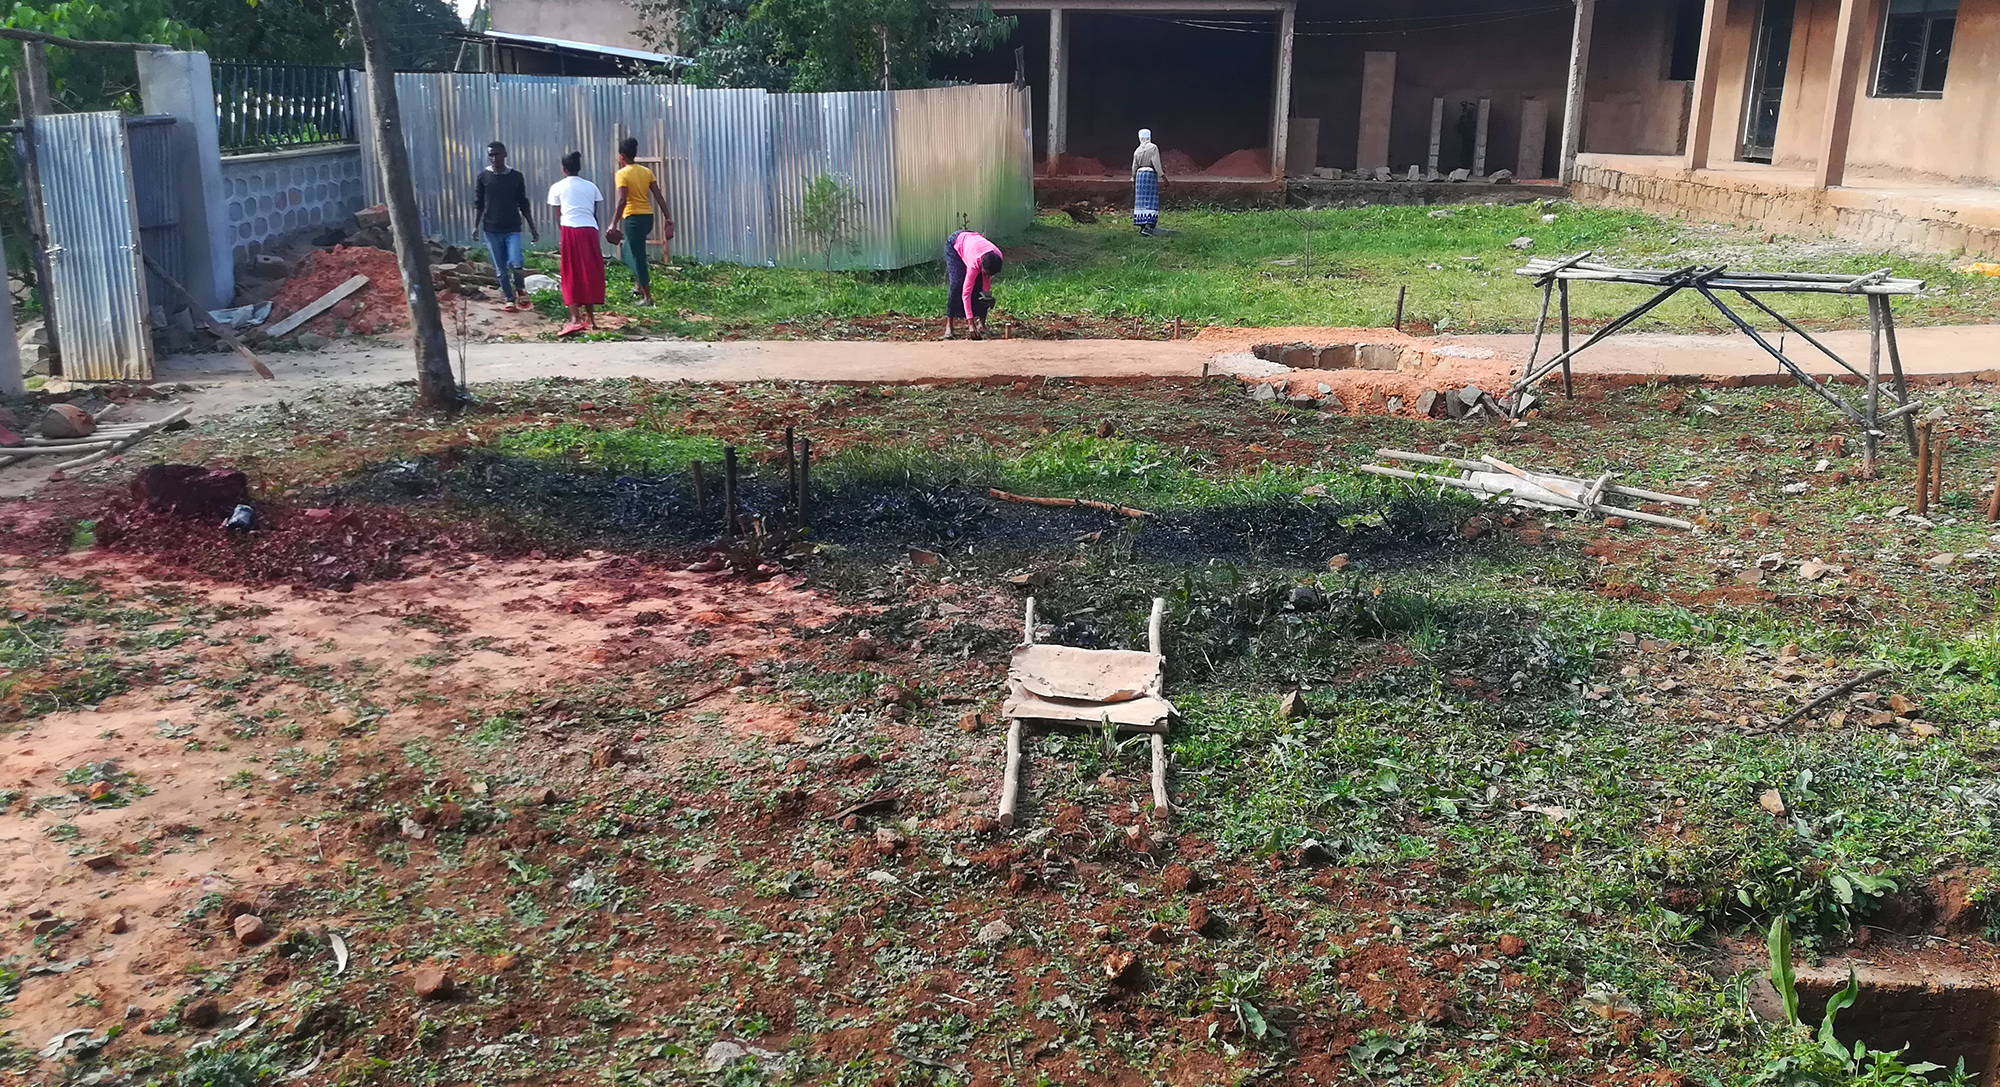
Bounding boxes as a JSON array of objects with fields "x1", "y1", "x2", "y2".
[{"x1": 621, "y1": 213, "x2": 653, "y2": 290}]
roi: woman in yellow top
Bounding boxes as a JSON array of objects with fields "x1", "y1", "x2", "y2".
[{"x1": 609, "y1": 136, "x2": 672, "y2": 305}]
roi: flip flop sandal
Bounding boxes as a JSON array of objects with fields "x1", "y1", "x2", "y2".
[{"x1": 557, "y1": 322, "x2": 585, "y2": 338}]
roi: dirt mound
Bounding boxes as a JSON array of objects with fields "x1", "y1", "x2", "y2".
[
  {"x1": 95, "y1": 501, "x2": 453, "y2": 589},
  {"x1": 1160, "y1": 149, "x2": 1204, "y2": 174},
  {"x1": 267, "y1": 246, "x2": 409, "y2": 337},
  {"x1": 1203, "y1": 148, "x2": 1270, "y2": 177},
  {"x1": 1048, "y1": 153, "x2": 1110, "y2": 176}
]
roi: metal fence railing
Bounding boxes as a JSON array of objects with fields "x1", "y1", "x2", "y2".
[{"x1": 214, "y1": 63, "x2": 358, "y2": 154}]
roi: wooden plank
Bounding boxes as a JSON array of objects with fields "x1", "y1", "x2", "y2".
[
  {"x1": 266, "y1": 275, "x2": 368, "y2": 340},
  {"x1": 144, "y1": 255, "x2": 274, "y2": 380}
]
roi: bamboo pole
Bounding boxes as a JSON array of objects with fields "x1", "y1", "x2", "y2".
[
  {"x1": 998, "y1": 719, "x2": 1023, "y2": 827},
  {"x1": 1149, "y1": 733, "x2": 1169, "y2": 818}
]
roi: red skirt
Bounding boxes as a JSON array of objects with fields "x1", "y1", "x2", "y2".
[{"x1": 558, "y1": 225, "x2": 605, "y2": 306}]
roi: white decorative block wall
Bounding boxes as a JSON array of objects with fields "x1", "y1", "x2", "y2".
[{"x1": 218, "y1": 145, "x2": 366, "y2": 268}]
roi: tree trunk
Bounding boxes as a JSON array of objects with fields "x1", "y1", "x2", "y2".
[{"x1": 351, "y1": 0, "x2": 459, "y2": 409}]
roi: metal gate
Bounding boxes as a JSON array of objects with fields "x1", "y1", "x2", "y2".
[
  {"x1": 32, "y1": 111, "x2": 155, "y2": 381},
  {"x1": 125, "y1": 116, "x2": 184, "y2": 324}
]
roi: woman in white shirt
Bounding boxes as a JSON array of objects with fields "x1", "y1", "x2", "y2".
[{"x1": 546, "y1": 151, "x2": 605, "y2": 337}]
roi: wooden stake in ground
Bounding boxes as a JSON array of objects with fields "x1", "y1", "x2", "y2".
[
  {"x1": 350, "y1": 0, "x2": 458, "y2": 409},
  {"x1": 1915, "y1": 420, "x2": 1933, "y2": 515},
  {"x1": 1989, "y1": 452, "x2": 2000, "y2": 523},
  {"x1": 1931, "y1": 427, "x2": 1945, "y2": 507}
]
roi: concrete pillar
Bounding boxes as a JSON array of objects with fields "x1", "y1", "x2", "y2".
[
  {"x1": 1047, "y1": 9, "x2": 1068, "y2": 163},
  {"x1": 1473, "y1": 97, "x2": 1491, "y2": 176},
  {"x1": 1815, "y1": 0, "x2": 1877, "y2": 189},
  {"x1": 1427, "y1": 97, "x2": 1444, "y2": 173},
  {"x1": 1357, "y1": 51, "x2": 1395, "y2": 171},
  {"x1": 1269, "y1": 4, "x2": 1295, "y2": 178},
  {"x1": 1683, "y1": 0, "x2": 1731, "y2": 170},
  {"x1": 136, "y1": 51, "x2": 233, "y2": 311},
  {"x1": 1517, "y1": 97, "x2": 1548, "y2": 178},
  {"x1": 1557, "y1": 0, "x2": 1595, "y2": 183}
]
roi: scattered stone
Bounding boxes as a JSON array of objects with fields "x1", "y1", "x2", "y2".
[
  {"x1": 1187, "y1": 899, "x2": 1219, "y2": 937},
  {"x1": 976, "y1": 918, "x2": 1014, "y2": 946},
  {"x1": 411, "y1": 965, "x2": 452, "y2": 999},
  {"x1": 1928, "y1": 552, "x2": 1959, "y2": 569},
  {"x1": 1248, "y1": 382, "x2": 1278, "y2": 402},
  {"x1": 1373, "y1": 166, "x2": 1392, "y2": 182},
  {"x1": 232, "y1": 913, "x2": 270, "y2": 945},
  {"x1": 1448, "y1": 168, "x2": 1470, "y2": 181},
  {"x1": 1603, "y1": 516, "x2": 1628, "y2": 529},
  {"x1": 875, "y1": 683, "x2": 910, "y2": 707},
  {"x1": 1912, "y1": 722, "x2": 1941, "y2": 738},
  {"x1": 1162, "y1": 863, "x2": 1200, "y2": 894},
  {"x1": 81, "y1": 854, "x2": 119, "y2": 871},
  {"x1": 183, "y1": 1000, "x2": 222, "y2": 1029},
  {"x1": 1296, "y1": 839, "x2": 1334, "y2": 865},
  {"x1": 873, "y1": 826, "x2": 907, "y2": 853},
  {"x1": 844, "y1": 636, "x2": 880, "y2": 662},
  {"x1": 1385, "y1": 395, "x2": 1403, "y2": 414},
  {"x1": 1426, "y1": 208, "x2": 1453, "y2": 219},
  {"x1": 1758, "y1": 789, "x2": 1786, "y2": 816},
  {"x1": 1507, "y1": 236, "x2": 1534, "y2": 249},
  {"x1": 1458, "y1": 385, "x2": 1487, "y2": 407},
  {"x1": 1320, "y1": 393, "x2": 1346, "y2": 413},
  {"x1": 1278, "y1": 690, "x2": 1307, "y2": 720},
  {"x1": 1889, "y1": 693, "x2": 1919, "y2": 717},
  {"x1": 106, "y1": 914, "x2": 128, "y2": 935},
  {"x1": 1781, "y1": 482, "x2": 1810, "y2": 495},
  {"x1": 1798, "y1": 560, "x2": 1842, "y2": 582},
  {"x1": 1326, "y1": 553, "x2": 1350, "y2": 571},
  {"x1": 41, "y1": 404, "x2": 96, "y2": 439},
  {"x1": 491, "y1": 952, "x2": 518, "y2": 972},
  {"x1": 1497, "y1": 934, "x2": 1528, "y2": 957},
  {"x1": 295, "y1": 331, "x2": 331, "y2": 352},
  {"x1": 399, "y1": 816, "x2": 427, "y2": 840},
  {"x1": 1103, "y1": 949, "x2": 1141, "y2": 985},
  {"x1": 957, "y1": 712, "x2": 986, "y2": 733},
  {"x1": 1490, "y1": 169, "x2": 1513, "y2": 183},
  {"x1": 537, "y1": 787, "x2": 559, "y2": 805},
  {"x1": 838, "y1": 753, "x2": 876, "y2": 773},
  {"x1": 1415, "y1": 389, "x2": 1441, "y2": 417}
]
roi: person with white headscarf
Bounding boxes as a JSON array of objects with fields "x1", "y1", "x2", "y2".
[{"x1": 1132, "y1": 128, "x2": 1164, "y2": 236}]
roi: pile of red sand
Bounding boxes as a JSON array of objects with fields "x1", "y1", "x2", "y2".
[
  {"x1": 267, "y1": 246, "x2": 409, "y2": 337},
  {"x1": 1202, "y1": 149, "x2": 1270, "y2": 177},
  {"x1": 1160, "y1": 149, "x2": 1204, "y2": 175}
]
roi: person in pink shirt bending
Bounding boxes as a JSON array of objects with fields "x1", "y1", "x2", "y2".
[{"x1": 943, "y1": 229, "x2": 1004, "y2": 339}]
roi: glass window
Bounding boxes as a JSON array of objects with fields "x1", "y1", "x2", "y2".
[{"x1": 1874, "y1": 0, "x2": 1955, "y2": 97}]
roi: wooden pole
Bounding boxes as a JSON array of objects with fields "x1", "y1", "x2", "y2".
[
  {"x1": 690, "y1": 460, "x2": 707, "y2": 516},
  {"x1": 1558, "y1": 278, "x2": 1574, "y2": 398},
  {"x1": 1878, "y1": 298, "x2": 1919, "y2": 452},
  {"x1": 14, "y1": 55, "x2": 60, "y2": 376},
  {"x1": 1393, "y1": 284, "x2": 1406, "y2": 330},
  {"x1": 1149, "y1": 733, "x2": 1169, "y2": 818},
  {"x1": 1915, "y1": 420, "x2": 1932, "y2": 515},
  {"x1": 721, "y1": 445, "x2": 738, "y2": 540},
  {"x1": 352, "y1": 0, "x2": 459, "y2": 409},
  {"x1": 1931, "y1": 426, "x2": 1945, "y2": 505},
  {"x1": 797, "y1": 436, "x2": 811, "y2": 532},
  {"x1": 1989, "y1": 452, "x2": 2000, "y2": 522},
  {"x1": 1864, "y1": 296, "x2": 1881, "y2": 477},
  {"x1": 998, "y1": 718, "x2": 1023, "y2": 827},
  {"x1": 784, "y1": 426, "x2": 797, "y2": 517}
]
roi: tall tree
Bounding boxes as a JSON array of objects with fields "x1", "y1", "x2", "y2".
[
  {"x1": 349, "y1": 0, "x2": 458, "y2": 409},
  {"x1": 634, "y1": 0, "x2": 1012, "y2": 92}
]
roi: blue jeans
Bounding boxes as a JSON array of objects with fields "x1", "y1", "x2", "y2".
[{"x1": 483, "y1": 230, "x2": 524, "y2": 301}]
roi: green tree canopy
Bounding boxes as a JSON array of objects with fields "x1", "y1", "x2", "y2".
[
  {"x1": 636, "y1": 0, "x2": 1013, "y2": 92},
  {"x1": 166, "y1": 0, "x2": 466, "y2": 71}
]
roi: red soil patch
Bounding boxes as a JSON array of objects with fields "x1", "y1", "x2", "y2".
[
  {"x1": 1203, "y1": 148, "x2": 1270, "y2": 177},
  {"x1": 267, "y1": 246, "x2": 410, "y2": 337}
]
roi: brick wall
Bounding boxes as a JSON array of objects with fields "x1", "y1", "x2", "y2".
[
  {"x1": 1572, "y1": 160, "x2": 2000, "y2": 260},
  {"x1": 217, "y1": 145, "x2": 366, "y2": 268}
]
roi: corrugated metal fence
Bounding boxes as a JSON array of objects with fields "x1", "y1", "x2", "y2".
[
  {"x1": 32, "y1": 112, "x2": 154, "y2": 381},
  {"x1": 367, "y1": 75, "x2": 1032, "y2": 270}
]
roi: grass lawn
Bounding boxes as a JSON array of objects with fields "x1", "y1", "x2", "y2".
[
  {"x1": 12, "y1": 373, "x2": 2000, "y2": 1085},
  {"x1": 512, "y1": 203, "x2": 2000, "y2": 341}
]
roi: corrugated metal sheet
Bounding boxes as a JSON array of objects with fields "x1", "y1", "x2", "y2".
[
  {"x1": 365, "y1": 74, "x2": 1031, "y2": 271},
  {"x1": 125, "y1": 116, "x2": 185, "y2": 317},
  {"x1": 34, "y1": 112, "x2": 154, "y2": 381}
]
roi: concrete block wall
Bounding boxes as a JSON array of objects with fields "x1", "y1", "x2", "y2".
[
  {"x1": 218, "y1": 145, "x2": 366, "y2": 268},
  {"x1": 1572, "y1": 160, "x2": 2000, "y2": 260}
]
